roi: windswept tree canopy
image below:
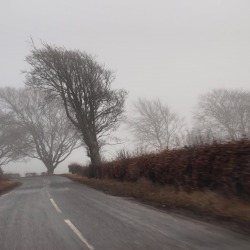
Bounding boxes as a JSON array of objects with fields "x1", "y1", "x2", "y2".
[
  {"x1": 25, "y1": 44, "x2": 127, "y2": 172},
  {"x1": 0, "y1": 87, "x2": 80, "y2": 174}
]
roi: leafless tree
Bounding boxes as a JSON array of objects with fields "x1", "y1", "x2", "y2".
[
  {"x1": 183, "y1": 127, "x2": 218, "y2": 148},
  {"x1": 0, "y1": 87, "x2": 80, "y2": 174},
  {"x1": 128, "y1": 98, "x2": 184, "y2": 151},
  {"x1": 194, "y1": 89, "x2": 250, "y2": 141},
  {"x1": 0, "y1": 113, "x2": 28, "y2": 168},
  {"x1": 25, "y1": 44, "x2": 127, "y2": 175}
]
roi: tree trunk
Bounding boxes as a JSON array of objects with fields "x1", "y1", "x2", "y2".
[
  {"x1": 88, "y1": 140, "x2": 102, "y2": 178},
  {"x1": 47, "y1": 168, "x2": 54, "y2": 175},
  {"x1": 45, "y1": 162, "x2": 55, "y2": 175}
]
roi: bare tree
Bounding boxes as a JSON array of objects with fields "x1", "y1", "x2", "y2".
[
  {"x1": 128, "y1": 98, "x2": 184, "y2": 151},
  {"x1": 0, "y1": 113, "x2": 28, "y2": 167},
  {"x1": 194, "y1": 89, "x2": 250, "y2": 140},
  {"x1": 183, "y1": 127, "x2": 218, "y2": 148},
  {"x1": 25, "y1": 44, "x2": 127, "y2": 175},
  {"x1": 0, "y1": 87, "x2": 79, "y2": 174}
]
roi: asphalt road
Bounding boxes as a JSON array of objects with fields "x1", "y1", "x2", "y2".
[{"x1": 0, "y1": 176, "x2": 249, "y2": 250}]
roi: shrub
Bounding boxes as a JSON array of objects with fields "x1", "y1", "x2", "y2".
[
  {"x1": 68, "y1": 163, "x2": 89, "y2": 176},
  {"x1": 25, "y1": 172, "x2": 38, "y2": 177},
  {"x1": 3, "y1": 173, "x2": 20, "y2": 179},
  {"x1": 100, "y1": 139, "x2": 250, "y2": 197}
]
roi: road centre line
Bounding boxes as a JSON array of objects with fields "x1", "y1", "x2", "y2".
[
  {"x1": 64, "y1": 219, "x2": 95, "y2": 250},
  {"x1": 50, "y1": 198, "x2": 62, "y2": 213}
]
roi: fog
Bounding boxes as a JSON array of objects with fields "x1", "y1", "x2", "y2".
[{"x1": 1, "y1": 0, "x2": 250, "y2": 175}]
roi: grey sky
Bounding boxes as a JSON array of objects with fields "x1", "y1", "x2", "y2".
[{"x1": 1, "y1": 0, "x2": 250, "y2": 175}]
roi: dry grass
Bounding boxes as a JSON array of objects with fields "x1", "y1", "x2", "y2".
[
  {"x1": 62, "y1": 174, "x2": 250, "y2": 226},
  {"x1": 0, "y1": 180, "x2": 20, "y2": 195}
]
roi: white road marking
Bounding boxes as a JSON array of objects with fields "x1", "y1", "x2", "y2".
[
  {"x1": 64, "y1": 219, "x2": 95, "y2": 250},
  {"x1": 50, "y1": 198, "x2": 62, "y2": 213}
]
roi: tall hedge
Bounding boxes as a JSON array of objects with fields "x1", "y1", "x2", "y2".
[{"x1": 70, "y1": 140, "x2": 250, "y2": 196}]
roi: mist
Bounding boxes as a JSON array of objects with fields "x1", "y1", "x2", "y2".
[{"x1": 1, "y1": 0, "x2": 250, "y2": 175}]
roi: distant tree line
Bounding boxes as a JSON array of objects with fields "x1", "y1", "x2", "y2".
[
  {"x1": 128, "y1": 89, "x2": 250, "y2": 152},
  {"x1": 0, "y1": 41, "x2": 249, "y2": 176}
]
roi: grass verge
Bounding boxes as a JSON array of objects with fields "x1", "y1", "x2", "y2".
[
  {"x1": 0, "y1": 180, "x2": 21, "y2": 196},
  {"x1": 62, "y1": 174, "x2": 250, "y2": 234}
]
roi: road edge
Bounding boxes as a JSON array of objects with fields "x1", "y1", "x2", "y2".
[
  {"x1": 0, "y1": 181, "x2": 21, "y2": 196},
  {"x1": 61, "y1": 174, "x2": 250, "y2": 236}
]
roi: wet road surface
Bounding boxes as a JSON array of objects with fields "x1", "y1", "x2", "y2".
[{"x1": 0, "y1": 175, "x2": 249, "y2": 250}]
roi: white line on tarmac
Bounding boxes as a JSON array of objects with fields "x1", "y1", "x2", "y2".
[
  {"x1": 50, "y1": 198, "x2": 62, "y2": 213},
  {"x1": 64, "y1": 219, "x2": 95, "y2": 250}
]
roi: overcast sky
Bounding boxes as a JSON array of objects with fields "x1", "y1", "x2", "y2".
[{"x1": 1, "y1": 0, "x2": 250, "y2": 175}]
